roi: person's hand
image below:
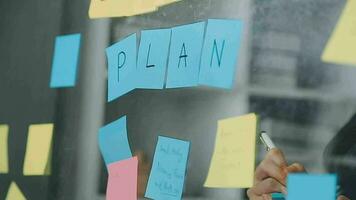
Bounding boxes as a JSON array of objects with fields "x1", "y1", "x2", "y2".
[{"x1": 247, "y1": 148, "x2": 305, "y2": 200}]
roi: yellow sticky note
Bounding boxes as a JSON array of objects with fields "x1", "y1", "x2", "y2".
[
  {"x1": 155, "y1": 0, "x2": 181, "y2": 7},
  {"x1": 132, "y1": 0, "x2": 158, "y2": 16},
  {"x1": 5, "y1": 182, "x2": 26, "y2": 200},
  {"x1": 322, "y1": 0, "x2": 356, "y2": 66},
  {"x1": 88, "y1": 0, "x2": 134, "y2": 19},
  {"x1": 23, "y1": 123, "x2": 54, "y2": 176},
  {"x1": 0, "y1": 124, "x2": 9, "y2": 173},
  {"x1": 204, "y1": 113, "x2": 258, "y2": 188}
]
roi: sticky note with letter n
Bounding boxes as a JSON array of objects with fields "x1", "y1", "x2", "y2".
[
  {"x1": 5, "y1": 182, "x2": 27, "y2": 200},
  {"x1": 0, "y1": 124, "x2": 9, "y2": 173},
  {"x1": 286, "y1": 174, "x2": 337, "y2": 200},
  {"x1": 322, "y1": 0, "x2": 356, "y2": 66},
  {"x1": 136, "y1": 28, "x2": 171, "y2": 89},
  {"x1": 50, "y1": 33, "x2": 81, "y2": 88},
  {"x1": 106, "y1": 157, "x2": 138, "y2": 200},
  {"x1": 23, "y1": 124, "x2": 54, "y2": 176},
  {"x1": 199, "y1": 19, "x2": 243, "y2": 88},
  {"x1": 204, "y1": 113, "x2": 257, "y2": 188},
  {"x1": 145, "y1": 136, "x2": 190, "y2": 200},
  {"x1": 106, "y1": 34, "x2": 137, "y2": 102},
  {"x1": 98, "y1": 116, "x2": 132, "y2": 165},
  {"x1": 166, "y1": 21, "x2": 206, "y2": 88}
]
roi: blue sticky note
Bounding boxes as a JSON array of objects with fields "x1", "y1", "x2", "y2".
[
  {"x1": 166, "y1": 22, "x2": 206, "y2": 88},
  {"x1": 145, "y1": 136, "x2": 190, "y2": 200},
  {"x1": 287, "y1": 174, "x2": 337, "y2": 200},
  {"x1": 50, "y1": 33, "x2": 81, "y2": 88},
  {"x1": 106, "y1": 34, "x2": 137, "y2": 102},
  {"x1": 136, "y1": 29, "x2": 171, "y2": 89},
  {"x1": 198, "y1": 19, "x2": 243, "y2": 89},
  {"x1": 98, "y1": 116, "x2": 132, "y2": 165}
]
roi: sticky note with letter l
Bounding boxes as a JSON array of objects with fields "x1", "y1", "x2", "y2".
[
  {"x1": 0, "y1": 124, "x2": 9, "y2": 173},
  {"x1": 106, "y1": 157, "x2": 138, "y2": 200},
  {"x1": 166, "y1": 22, "x2": 205, "y2": 88},
  {"x1": 322, "y1": 0, "x2": 356, "y2": 66},
  {"x1": 136, "y1": 29, "x2": 171, "y2": 89},
  {"x1": 23, "y1": 124, "x2": 53, "y2": 176},
  {"x1": 106, "y1": 34, "x2": 137, "y2": 102},
  {"x1": 204, "y1": 113, "x2": 257, "y2": 188},
  {"x1": 199, "y1": 19, "x2": 243, "y2": 88},
  {"x1": 50, "y1": 33, "x2": 81, "y2": 88},
  {"x1": 145, "y1": 136, "x2": 190, "y2": 200},
  {"x1": 5, "y1": 182, "x2": 26, "y2": 200},
  {"x1": 287, "y1": 174, "x2": 337, "y2": 200},
  {"x1": 98, "y1": 116, "x2": 132, "y2": 165}
]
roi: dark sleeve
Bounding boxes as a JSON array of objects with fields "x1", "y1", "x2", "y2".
[{"x1": 324, "y1": 113, "x2": 356, "y2": 199}]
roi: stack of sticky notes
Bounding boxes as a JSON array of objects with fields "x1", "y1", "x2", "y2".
[
  {"x1": 98, "y1": 116, "x2": 138, "y2": 200},
  {"x1": 89, "y1": 0, "x2": 182, "y2": 19},
  {"x1": 106, "y1": 19, "x2": 243, "y2": 102}
]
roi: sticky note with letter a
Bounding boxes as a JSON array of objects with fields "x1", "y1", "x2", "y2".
[
  {"x1": 166, "y1": 21, "x2": 206, "y2": 88},
  {"x1": 199, "y1": 19, "x2": 243, "y2": 89},
  {"x1": 136, "y1": 28, "x2": 171, "y2": 89},
  {"x1": 322, "y1": 0, "x2": 356, "y2": 66},
  {"x1": 204, "y1": 113, "x2": 257, "y2": 188},
  {"x1": 286, "y1": 174, "x2": 337, "y2": 200},
  {"x1": 106, "y1": 157, "x2": 138, "y2": 200},
  {"x1": 145, "y1": 136, "x2": 190, "y2": 200},
  {"x1": 50, "y1": 33, "x2": 81, "y2": 88},
  {"x1": 98, "y1": 116, "x2": 132, "y2": 165},
  {"x1": 5, "y1": 182, "x2": 26, "y2": 200},
  {"x1": 106, "y1": 34, "x2": 137, "y2": 102},
  {"x1": 0, "y1": 124, "x2": 9, "y2": 173},
  {"x1": 23, "y1": 123, "x2": 54, "y2": 176}
]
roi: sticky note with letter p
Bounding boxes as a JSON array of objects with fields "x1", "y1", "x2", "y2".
[
  {"x1": 23, "y1": 124, "x2": 54, "y2": 176},
  {"x1": 50, "y1": 33, "x2": 81, "y2": 88},
  {"x1": 106, "y1": 34, "x2": 137, "y2": 102},
  {"x1": 98, "y1": 116, "x2": 132, "y2": 165},
  {"x1": 106, "y1": 157, "x2": 138, "y2": 200},
  {"x1": 166, "y1": 22, "x2": 205, "y2": 88},
  {"x1": 204, "y1": 113, "x2": 257, "y2": 188},
  {"x1": 286, "y1": 174, "x2": 337, "y2": 200},
  {"x1": 0, "y1": 124, "x2": 9, "y2": 173},
  {"x1": 145, "y1": 136, "x2": 190, "y2": 200},
  {"x1": 199, "y1": 19, "x2": 243, "y2": 88},
  {"x1": 136, "y1": 29, "x2": 171, "y2": 89}
]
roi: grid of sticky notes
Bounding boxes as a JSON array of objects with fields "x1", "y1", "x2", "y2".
[
  {"x1": 88, "y1": 0, "x2": 182, "y2": 19},
  {"x1": 322, "y1": 0, "x2": 356, "y2": 66},
  {"x1": 106, "y1": 19, "x2": 244, "y2": 102},
  {"x1": 98, "y1": 116, "x2": 190, "y2": 200},
  {"x1": 204, "y1": 113, "x2": 257, "y2": 188},
  {"x1": 50, "y1": 33, "x2": 81, "y2": 88}
]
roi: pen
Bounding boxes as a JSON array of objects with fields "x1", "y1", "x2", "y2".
[{"x1": 259, "y1": 131, "x2": 285, "y2": 200}]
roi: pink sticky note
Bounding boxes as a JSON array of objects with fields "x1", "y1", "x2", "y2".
[{"x1": 106, "y1": 156, "x2": 138, "y2": 200}]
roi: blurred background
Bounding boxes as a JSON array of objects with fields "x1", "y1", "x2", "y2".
[{"x1": 1, "y1": 0, "x2": 356, "y2": 199}]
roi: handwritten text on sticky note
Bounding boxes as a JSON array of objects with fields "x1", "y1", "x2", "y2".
[
  {"x1": 204, "y1": 113, "x2": 257, "y2": 188},
  {"x1": 145, "y1": 136, "x2": 190, "y2": 200}
]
